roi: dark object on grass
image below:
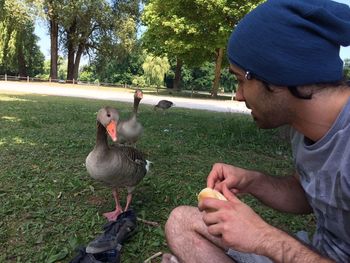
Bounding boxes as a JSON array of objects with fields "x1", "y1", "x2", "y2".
[
  {"x1": 86, "y1": 209, "x2": 137, "y2": 254},
  {"x1": 86, "y1": 107, "x2": 151, "y2": 221},
  {"x1": 69, "y1": 210, "x2": 136, "y2": 263},
  {"x1": 154, "y1": 100, "x2": 174, "y2": 111},
  {"x1": 69, "y1": 245, "x2": 121, "y2": 263}
]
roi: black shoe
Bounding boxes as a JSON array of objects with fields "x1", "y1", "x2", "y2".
[
  {"x1": 93, "y1": 244, "x2": 122, "y2": 263},
  {"x1": 86, "y1": 209, "x2": 137, "y2": 254},
  {"x1": 69, "y1": 245, "x2": 121, "y2": 263}
]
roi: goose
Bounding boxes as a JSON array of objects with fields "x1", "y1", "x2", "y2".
[
  {"x1": 117, "y1": 89, "x2": 143, "y2": 145},
  {"x1": 86, "y1": 106, "x2": 150, "y2": 221},
  {"x1": 154, "y1": 99, "x2": 174, "y2": 111}
]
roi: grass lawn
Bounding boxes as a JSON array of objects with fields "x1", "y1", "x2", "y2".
[{"x1": 0, "y1": 91, "x2": 315, "y2": 263}]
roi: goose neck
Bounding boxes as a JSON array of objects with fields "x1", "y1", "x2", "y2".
[
  {"x1": 95, "y1": 121, "x2": 109, "y2": 149},
  {"x1": 133, "y1": 97, "x2": 141, "y2": 114}
]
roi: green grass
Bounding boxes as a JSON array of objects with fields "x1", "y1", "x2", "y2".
[{"x1": 0, "y1": 91, "x2": 314, "y2": 263}]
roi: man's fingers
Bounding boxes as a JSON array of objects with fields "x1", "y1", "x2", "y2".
[
  {"x1": 207, "y1": 224, "x2": 222, "y2": 237},
  {"x1": 202, "y1": 211, "x2": 219, "y2": 225},
  {"x1": 222, "y1": 184, "x2": 240, "y2": 203},
  {"x1": 199, "y1": 198, "x2": 219, "y2": 212}
]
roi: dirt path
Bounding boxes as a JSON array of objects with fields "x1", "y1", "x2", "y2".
[{"x1": 0, "y1": 81, "x2": 250, "y2": 114}]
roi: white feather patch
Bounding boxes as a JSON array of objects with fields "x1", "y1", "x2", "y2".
[{"x1": 145, "y1": 160, "x2": 152, "y2": 172}]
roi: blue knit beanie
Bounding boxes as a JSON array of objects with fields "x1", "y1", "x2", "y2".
[{"x1": 227, "y1": 0, "x2": 350, "y2": 86}]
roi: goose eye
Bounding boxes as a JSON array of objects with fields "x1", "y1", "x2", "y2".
[{"x1": 107, "y1": 113, "x2": 111, "y2": 118}]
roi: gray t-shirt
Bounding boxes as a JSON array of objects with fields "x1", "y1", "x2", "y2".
[{"x1": 291, "y1": 98, "x2": 350, "y2": 262}]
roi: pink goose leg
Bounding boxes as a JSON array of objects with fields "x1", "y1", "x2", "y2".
[
  {"x1": 103, "y1": 189, "x2": 123, "y2": 221},
  {"x1": 124, "y1": 193, "x2": 133, "y2": 212}
]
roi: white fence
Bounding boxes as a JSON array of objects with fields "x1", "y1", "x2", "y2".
[{"x1": 0, "y1": 74, "x2": 133, "y2": 88}]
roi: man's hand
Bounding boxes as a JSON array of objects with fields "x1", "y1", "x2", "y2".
[
  {"x1": 199, "y1": 185, "x2": 331, "y2": 262},
  {"x1": 199, "y1": 185, "x2": 272, "y2": 254},
  {"x1": 207, "y1": 163, "x2": 258, "y2": 195}
]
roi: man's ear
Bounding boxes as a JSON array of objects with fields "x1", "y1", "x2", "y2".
[{"x1": 287, "y1": 85, "x2": 314, "y2": 99}]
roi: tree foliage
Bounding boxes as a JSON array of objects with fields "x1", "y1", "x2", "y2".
[
  {"x1": 88, "y1": 41, "x2": 145, "y2": 84},
  {"x1": 142, "y1": 53, "x2": 170, "y2": 87},
  {"x1": 344, "y1": 58, "x2": 350, "y2": 80},
  {"x1": 33, "y1": 0, "x2": 141, "y2": 81},
  {"x1": 37, "y1": 57, "x2": 68, "y2": 80},
  {"x1": 142, "y1": 0, "x2": 263, "y2": 95},
  {"x1": 181, "y1": 62, "x2": 236, "y2": 92},
  {"x1": 0, "y1": 0, "x2": 44, "y2": 75},
  {"x1": 142, "y1": 0, "x2": 263, "y2": 64}
]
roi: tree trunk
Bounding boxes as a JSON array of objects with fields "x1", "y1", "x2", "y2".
[
  {"x1": 66, "y1": 20, "x2": 77, "y2": 83},
  {"x1": 66, "y1": 38, "x2": 75, "y2": 82},
  {"x1": 73, "y1": 43, "x2": 84, "y2": 81},
  {"x1": 50, "y1": 19, "x2": 58, "y2": 81},
  {"x1": 211, "y1": 48, "x2": 224, "y2": 97},
  {"x1": 173, "y1": 57, "x2": 182, "y2": 91},
  {"x1": 16, "y1": 30, "x2": 27, "y2": 78},
  {"x1": 2, "y1": 23, "x2": 13, "y2": 73}
]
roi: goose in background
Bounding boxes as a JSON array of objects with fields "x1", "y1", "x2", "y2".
[
  {"x1": 86, "y1": 106, "x2": 151, "y2": 221},
  {"x1": 154, "y1": 99, "x2": 174, "y2": 111},
  {"x1": 117, "y1": 89, "x2": 143, "y2": 145}
]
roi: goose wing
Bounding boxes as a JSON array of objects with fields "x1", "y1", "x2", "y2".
[{"x1": 108, "y1": 144, "x2": 148, "y2": 187}]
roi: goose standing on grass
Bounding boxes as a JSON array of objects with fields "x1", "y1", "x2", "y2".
[
  {"x1": 154, "y1": 99, "x2": 174, "y2": 111},
  {"x1": 117, "y1": 89, "x2": 144, "y2": 145},
  {"x1": 86, "y1": 106, "x2": 151, "y2": 221}
]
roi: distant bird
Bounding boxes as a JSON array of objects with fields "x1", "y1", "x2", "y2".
[
  {"x1": 154, "y1": 100, "x2": 174, "y2": 111},
  {"x1": 117, "y1": 89, "x2": 143, "y2": 145},
  {"x1": 86, "y1": 106, "x2": 150, "y2": 221}
]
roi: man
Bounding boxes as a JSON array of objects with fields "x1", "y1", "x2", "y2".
[{"x1": 162, "y1": 0, "x2": 350, "y2": 262}]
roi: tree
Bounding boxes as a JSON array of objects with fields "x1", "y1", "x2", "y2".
[
  {"x1": 59, "y1": 0, "x2": 111, "y2": 82},
  {"x1": 33, "y1": 0, "x2": 141, "y2": 82},
  {"x1": 0, "y1": 0, "x2": 44, "y2": 76},
  {"x1": 20, "y1": 24, "x2": 45, "y2": 76},
  {"x1": 142, "y1": 0, "x2": 263, "y2": 96},
  {"x1": 44, "y1": 0, "x2": 65, "y2": 81},
  {"x1": 59, "y1": 0, "x2": 140, "y2": 82},
  {"x1": 344, "y1": 58, "x2": 350, "y2": 80},
  {"x1": 132, "y1": 75, "x2": 147, "y2": 87},
  {"x1": 142, "y1": 53, "x2": 170, "y2": 89},
  {"x1": 0, "y1": 0, "x2": 5, "y2": 20},
  {"x1": 220, "y1": 66, "x2": 237, "y2": 92},
  {"x1": 90, "y1": 40, "x2": 145, "y2": 84},
  {"x1": 24, "y1": 0, "x2": 62, "y2": 80},
  {"x1": 182, "y1": 62, "x2": 214, "y2": 91},
  {"x1": 142, "y1": 0, "x2": 212, "y2": 90}
]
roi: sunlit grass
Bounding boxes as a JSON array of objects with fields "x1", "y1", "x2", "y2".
[
  {"x1": 0, "y1": 95, "x2": 31, "y2": 102},
  {"x1": 2, "y1": 116, "x2": 20, "y2": 121},
  {"x1": 0, "y1": 92, "x2": 314, "y2": 262}
]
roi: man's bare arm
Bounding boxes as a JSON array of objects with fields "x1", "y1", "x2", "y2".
[
  {"x1": 258, "y1": 227, "x2": 334, "y2": 263},
  {"x1": 247, "y1": 171, "x2": 312, "y2": 214}
]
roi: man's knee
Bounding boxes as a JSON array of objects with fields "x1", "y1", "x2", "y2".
[
  {"x1": 166, "y1": 206, "x2": 187, "y2": 232},
  {"x1": 165, "y1": 206, "x2": 198, "y2": 235}
]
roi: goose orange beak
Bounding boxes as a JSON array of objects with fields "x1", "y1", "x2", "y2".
[{"x1": 106, "y1": 120, "x2": 117, "y2": 142}]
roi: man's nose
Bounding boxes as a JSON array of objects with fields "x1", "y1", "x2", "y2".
[{"x1": 235, "y1": 86, "x2": 245, "y2": 101}]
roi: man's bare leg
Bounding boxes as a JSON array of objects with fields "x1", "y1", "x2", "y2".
[
  {"x1": 162, "y1": 205, "x2": 235, "y2": 263},
  {"x1": 161, "y1": 253, "x2": 180, "y2": 263}
]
